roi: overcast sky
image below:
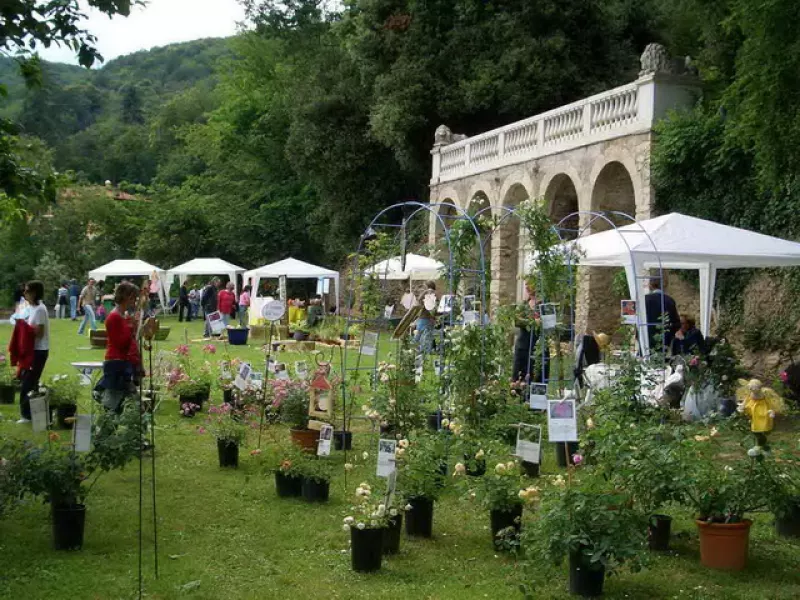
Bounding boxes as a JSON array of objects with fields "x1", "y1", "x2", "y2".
[{"x1": 38, "y1": 0, "x2": 248, "y2": 66}]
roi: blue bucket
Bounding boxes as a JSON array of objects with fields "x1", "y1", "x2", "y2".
[{"x1": 228, "y1": 328, "x2": 249, "y2": 346}]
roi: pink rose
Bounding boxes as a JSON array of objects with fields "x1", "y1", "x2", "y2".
[
  {"x1": 780, "y1": 371, "x2": 789, "y2": 383},
  {"x1": 175, "y1": 344, "x2": 190, "y2": 357},
  {"x1": 689, "y1": 356, "x2": 699, "y2": 367},
  {"x1": 197, "y1": 427, "x2": 206, "y2": 434},
  {"x1": 572, "y1": 453, "x2": 583, "y2": 466},
  {"x1": 203, "y1": 344, "x2": 217, "y2": 354}
]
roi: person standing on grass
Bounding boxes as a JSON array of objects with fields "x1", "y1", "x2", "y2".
[
  {"x1": 201, "y1": 278, "x2": 220, "y2": 338},
  {"x1": 56, "y1": 282, "x2": 68, "y2": 319},
  {"x1": 68, "y1": 279, "x2": 80, "y2": 320},
  {"x1": 77, "y1": 278, "x2": 98, "y2": 335},
  {"x1": 178, "y1": 281, "x2": 192, "y2": 322},
  {"x1": 238, "y1": 285, "x2": 251, "y2": 327},
  {"x1": 218, "y1": 282, "x2": 236, "y2": 326},
  {"x1": 100, "y1": 282, "x2": 141, "y2": 413},
  {"x1": 17, "y1": 281, "x2": 49, "y2": 424}
]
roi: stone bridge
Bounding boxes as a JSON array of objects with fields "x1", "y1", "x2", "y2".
[{"x1": 428, "y1": 45, "x2": 701, "y2": 334}]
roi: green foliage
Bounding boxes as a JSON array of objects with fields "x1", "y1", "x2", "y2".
[
  {"x1": 277, "y1": 380, "x2": 311, "y2": 430},
  {"x1": 43, "y1": 373, "x2": 81, "y2": 406},
  {"x1": 33, "y1": 251, "x2": 67, "y2": 304},
  {"x1": 292, "y1": 454, "x2": 333, "y2": 484},
  {"x1": 459, "y1": 458, "x2": 524, "y2": 512},
  {"x1": 204, "y1": 403, "x2": 257, "y2": 444},
  {"x1": 397, "y1": 432, "x2": 447, "y2": 501}
]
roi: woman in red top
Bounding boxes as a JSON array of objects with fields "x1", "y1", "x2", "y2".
[
  {"x1": 217, "y1": 282, "x2": 236, "y2": 326},
  {"x1": 100, "y1": 282, "x2": 140, "y2": 413}
]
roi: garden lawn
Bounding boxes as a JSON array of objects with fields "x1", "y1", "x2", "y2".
[{"x1": 1, "y1": 317, "x2": 799, "y2": 599}]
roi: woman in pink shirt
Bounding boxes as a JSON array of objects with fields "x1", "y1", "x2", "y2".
[{"x1": 238, "y1": 285, "x2": 251, "y2": 327}]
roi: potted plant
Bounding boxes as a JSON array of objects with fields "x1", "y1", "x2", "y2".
[
  {"x1": 166, "y1": 347, "x2": 212, "y2": 409},
  {"x1": 45, "y1": 374, "x2": 81, "y2": 429},
  {"x1": 683, "y1": 448, "x2": 768, "y2": 570},
  {"x1": 457, "y1": 457, "x2": 526, "y2": 548},
  {"x1": 294, "y1": 454, "x2": 332, "y2": 502},
  {"x1": 397, "y1": 433, "x2": 447, "y2": 538},
  {"x1": 342, "y1": 482, "x2": 392, "y2": 572},
  {"x1": 364, "y1": 348, "x2": 426, "y2": 437},
  {"x1": 203, "y1": 403, "x2": 256, "y2": 468},
  {"x1": 0, "y1": 356, "x2": 17, "y2": 404},
  {"x1": 274, "y1": 379, "x2": 317, "y2": 452},
  {"x1": 524, "y1": 478, "x2": 647, "y2": 597},
  {"x1": 20, "y1": 405, "x2": 145, "y2": 550},
  {"x1": 263, "y1": 444, "x2": 306, "y2": 498},
  {"x1": 756, "y1": 446, "x2": 800, "y2": 539}
]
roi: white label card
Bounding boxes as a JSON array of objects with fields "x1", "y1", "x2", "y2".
[
  {"x1": 529, "y1": 383, "x2": 548, "y2": 410},
  {"x1": 295, "y1": 361, "x2": 308, "y2": 380},
  {"x1": 261, "y1": 300, "x2": 286, "y2": 322},
  {"x1": 516, "y1": 423, "x2": 542, "y2": 464},
  {"x1": 547, "y1": 399, "x2": 578, "y2": 442},
  {"x1": 377, "y1": 439, "x2": 397, "y2": 478},
  {"x1": 234, "y1": 362, "x2": 252, "y2": 391},
  {"x1": 361, "y1": 331, "x2": 379, "y2": 356},
  {"x1": 317, "y1": 424, "x2": 333, "y2": 456},
  {"x1": 621, "y1": 300, "x2": 637, "y2": 325},
  {"x1": 73, "y1": 415, "x2": 92, "y2": 452},
  {"x1": 207, "y1": 311, "x2": 226, "y2": 334},
  {"x1": 463, "y1": 310, "x2": 479, "y2": 325},
  {"x1": 31, "y1": 395, "x2": 49, "y2": 433},
  {"x1": 539, "y1": 303, "x2": 558, "y2": 331},
  {"x1": 414, "y1": 353, "x2": 423, "y2": 383}
]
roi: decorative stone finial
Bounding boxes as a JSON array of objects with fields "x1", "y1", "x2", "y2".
[
  {"x1": 639, "y1": 43, "x2": 671, "y2": 77},
  {"x1": 434, "y1": 124, "x2": 453, "y2": 146}
]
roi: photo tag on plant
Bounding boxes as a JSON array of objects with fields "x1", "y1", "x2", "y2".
[
  {"x1": 547, "y1": 398, "x2": 578, "y2": 442},
  {"x1": 250, "y1": 372, "x2": 264, "y2": 390},
  {"x1": 275, "y1": 363, "x2": 289, "y2": 381},
  {"x1": 620, "y1": 299, "x2": 637, "y2": 325},
  {"x1": 234, "y1": 362, "x2": 252, "y2": 391},
  {"x1": 317, "y1": 424, "x2": 333, "y2": 456},
  {"x1": 206, "y1": 310, "x2": 226, "y2": 335},
  {"x1": 73, "y1": 414, "x2": 92, "y2": 452},
  {"x1": 361, "y1": 331, "x2": 379, "y2": 356},
  {"x1": 529, "y1": 383, "x2": 548, "y2": 410},
  {"x1": 538, "y1": 303, "x2": 558, "y2": 331},
  {"x1": 462, "y1": 310, "x2": 479, "y2": 325},
  {"x1": 414, "y1": 353, "x2": 424, "y2": 383},
  {"x1": 295, "y1": 361, "x2": 308, "y2": 380},
  {"x1": 30, "y1": 394, "x2": 49, "y2": 433},
  {"x1": 515, "y1": 423, "x2": 542, "y2": 464},
  {"x1": 267, "y1": 358, "x2": 276, "y2": 373},
  {"x1": 376, "y1": 439, "x2": 397, "y2": 477}
]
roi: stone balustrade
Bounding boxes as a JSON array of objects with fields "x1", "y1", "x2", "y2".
[{"x1": 431, "y1": 74, "x2": 696, "y2": 185}]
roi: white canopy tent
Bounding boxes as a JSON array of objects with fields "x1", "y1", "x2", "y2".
[
  {"x1": 88, "y1": 259, "x2": 167, "y2": 308},
  {"x1": 534, "y1": 213, "x2": 800, "y2": 353},
  {"x1": 244, "y1": 257, "x2": 340, "y2": 314},
  {"x1": 366, "y1": 253, "x2": 444, "y2": 281},
  {"x1": 165, "y1": 258, "x2": 246, "y2": 299}
]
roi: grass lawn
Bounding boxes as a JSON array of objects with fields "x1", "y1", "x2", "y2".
[{"x1": 1, "y1": 317, "x2": 800, "y2": 599}]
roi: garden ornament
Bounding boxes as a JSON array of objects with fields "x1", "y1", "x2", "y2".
[{"x1": 736, "y1": 378, "x2": 785, "y2": 449}]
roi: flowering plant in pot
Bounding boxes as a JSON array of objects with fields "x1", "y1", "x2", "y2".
[
  {"x1": 342, "y1": 482, "x2": 394, "y2": 572},
  {"x1": 273, "y1": 379, "x2": 317, "y2": 451},
  {"x1": 522, "y1": 476, "x2": 647, "y2": 598},
  {"x1": 397, "y1": 432, "x2": 447, "y2": 537},
  {"x1": 19, "y1": 405, "x2": 146, "y2": 550},
  {"x1": 261, "y1": 443, "x2": 306, "y2": 498},
  {"x1": 753, "y1": 444, "x2": 800, "y2": 538},
  {"x1": 364, "y1": 346, "x2": 425, "y2": 436},
  {"x1": 457, "y1": 456, "x2": 526, "y2": 549},
  {"x1": 203, "y1": 403, "x2": 258, "y2": 468},
  {"x1": 682, "y1": 442, "x2": 769, "y2": 570},
  {"x1": 293, "y1": 454, "x2": 333, "y2": 502},
  {"x1": 45, "y1": 374, "x2": 81, "y2": 429}
]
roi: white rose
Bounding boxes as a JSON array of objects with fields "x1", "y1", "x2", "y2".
[
  {"x1": 389, "y1": 509, "x2": 398, "y2": 517},
  {"x1": 399, "y1": 439, "x2": 409, "y2": 449},
  {"x1": 405, "y1": 504, "x2": 413, "y2": 511},
  {"x1": 356, "y1": 522, "x2": 366, "y2": 530},
  {"x1": 344, "y1": 463, "x2": 353, "y2": 471},
  {"x1": 495, "y1": 463, "x2": 507, "y2": 474},
  {"x1": 475, "y1": 449, "x2": 484, "y2": 460},
  {"x1": 342, "y1": 524, "x2": 351, "y2": 532},
  {"x1": 441, "y1": 418, "x2": 450, "y2": 427},
  {"x1": 377, "y1": 504, "x2": 386, "y2": 516},
  {"x1": 362, "y1": 452, "x2": 369, "y2": 460},
  {"x1": 344, "y1": 516, "x2": 355, "y2": 525}
]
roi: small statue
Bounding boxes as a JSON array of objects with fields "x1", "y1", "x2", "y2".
[{"x1": 736, "y1": 379, "x2": 785, "y2": 451}]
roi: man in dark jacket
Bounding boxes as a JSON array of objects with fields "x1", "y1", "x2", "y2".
[
  {"x1": 178, "y1": 282, "x2": 192, "y2": 322},
  {"x1": 201, "y1": 278, "x2": 219, "y2": 337},
  {"x1": 68, "y1": 279, "x2": 81, "y2": 320},
  {"x1": 644, "y1": 279, "x2": 680, "y2": 353}
]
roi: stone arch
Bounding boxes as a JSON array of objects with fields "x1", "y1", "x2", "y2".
[
  {"x1": 428, "y1": 185, "x2": 462, "y2": 249},
  {"x1": 489, "y1": 182, "x2": 531, "y2": 307},
  {"x1": 588, "y1": 152, "x2": 640, "y2": 228},
  {"x1": 542, "y1": 173, "x2": 580, "y2": 240},
  {"x1": 466, "y1": 179, "x2": 497, "y2": 215}
]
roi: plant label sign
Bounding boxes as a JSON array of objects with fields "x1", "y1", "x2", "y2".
[
  {"x1": 206, "y1": 310, "x2": 226, "y2": 335},
  {"x1": 529, "y1": 383, "x2": 548, "y2": 410},
  {"x1": 317, "y1": 424, "x2": 333, "y2": 456},
  {"x1": 538, "y1": 303, "x2": 558, "y2": 331},
  {"x1": 361, "y1": 331, "x2": 379, "y2": 356},
  {"x1": 414, "y1": 353, "x2": 424, "y2": 384},
  {"x1": 516, "y1": 423, "x2": 542, "y2": 464},
  {"x1": 250, "y1": 372, "x2": 264, "y2": 390},
  {"x1": 30, "y1": 395, "x2": 49, "y2": 433},
  {"x1": 376, "y1": 439, "x2": 397, "y2": 478},
  {"x1": 234, "y1": 362, "x2": 252, "y2": 391},
  {"x1": 73, "y1": 414, "x2": 92, "y2": 452},
  {"x1": 261, "y1": 300, "x2": 286, "y2": 322},
  {"x1": 295, "y1": 361, "x2": 308, "y2": 380},
  {"x1": 620, "y1": 299, "x2": 637, "y2": 325},
  {"x1": 547, "y1": 399, "x2": 578, "y2": 442},
  {"x1": 275, "y1": 363, "x2": 289, "y2": 381}
]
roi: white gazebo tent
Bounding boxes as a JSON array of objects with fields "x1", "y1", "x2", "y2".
[
  {"x1": 88, "y1": 259, "x2": 167, "y2": 308},
  {"x1": 165, "y1": 258, "x2": 246, "y2": 299},
  {"x1": 540, "y1": 213, "x2": 800, "y2": 353},
  {"x1": 366, "y1": 253, "x2": 444, "y2": 281},
  {"x1": 244, "y1": 257, "x2": 340, "y2": 315}
]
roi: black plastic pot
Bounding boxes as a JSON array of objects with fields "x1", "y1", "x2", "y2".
[
  {"x1": 555, "y1": 442, "x2": 580, "y2": 468},
  {"x1": 465, "y1": 454, "x2": 486, "y2": 477},
  {"x1": 301, "y1": 478, "x2": 330, "y2": 502},
  {"x1": 333, "y1": 430, "x2": 352, "y2": 451},
  {"x1": 351, "y1": 527, "x2": 383, "y2": 572},
  {"x1": 405, "y1": 496, "x2": 434, "y2": 538},
  {"x1": 521, "y1": 460, "x2": 540, "y2": 478},
  {"x1": 776, "y1": 502, "x2": 800, "y2": 539},
  {"x1": 52, "y1": 504, "x2": 86, "y2": 551},
  {"x1": 275, "y1": 472, "x2": 303, "y2": 497},
  {"x1": 383, "y1": 514, "x2": 403, "y2": 555},
  {"x1": 0, "y1": 384, "x2": 15, "y2": 404},
  {"x1": 427, "y1": 411, "x2": 444, "y2": 431},
  {"x1": 490, "y1": 504, "x2": 523, "y2": 544},
  {"x1": 648, "y1": 514, "x2": 672, "y2": 551},
  {"x1": 54, "y1": 404, "x2": 77, "y2": 429},
  {"x1": 223, "y1": 388, "x2": 234, "y2": 405},
  {"x1": 569, "y1": 548, "x2": 605, "y2": 597},
  {"x1": 217, "y1": 440, "x2": 239, "y2": 468},
  {"x1": 719, "y1": 398, "x2": 736, "y2": 417}
]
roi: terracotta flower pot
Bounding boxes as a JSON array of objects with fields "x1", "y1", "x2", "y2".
[
  {"x1": 290, "y1": 428, "x2": 320, "y2": 453},
  {"x1": 696, "y1": 519, "x2": 752, "y2": 570}
]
